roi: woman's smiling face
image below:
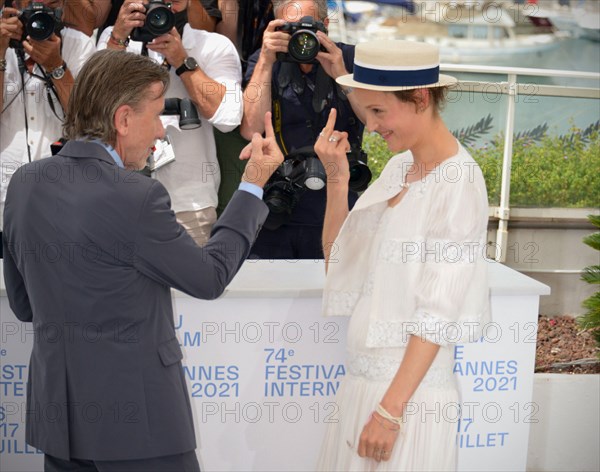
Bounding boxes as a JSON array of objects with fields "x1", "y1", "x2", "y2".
[{"x1": 354, "y1": 88, "x2": 427, "y2": 154}]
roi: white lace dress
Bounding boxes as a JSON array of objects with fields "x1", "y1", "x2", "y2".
[{"x1": 317, "y1": 146, "x2": 490, "y2": 471}]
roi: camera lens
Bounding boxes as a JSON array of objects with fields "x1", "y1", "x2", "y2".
[
  {"x1": 26, "y1": 12, "x2": 55, "y2": 41},
  {"x1": 149, "y1": 10, "x2": 168, "y2": 28},
  {"x1": 348, "y1": 161, "x2": 372, "y2": 192},
  {"x1": 178, "y1": 98, "x2": 202, "y2": 130},
  {"x1": 302, "y1": 157, "x2": 326, "y2": 191},
  {"x1": 145, "y1": 4, "x2": 175, "y2": 36},
  {"x1": 347, "y1": 150, "x2": 372, "y2": 192},
  {"x1": 288, "y1": 30, "x2": 320, "y2": 63}
]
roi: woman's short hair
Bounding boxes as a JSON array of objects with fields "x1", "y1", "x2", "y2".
[
  {"x1": 63, "y1": 50, "x2": 170, "y2": 144},
  {"x1": 393, "y1": 87, "x2": 450, "y2": 113}
]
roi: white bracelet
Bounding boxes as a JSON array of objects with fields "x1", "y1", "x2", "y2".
[{"x1": 376, "y1": 403, "x2": 402, "y2": 426}]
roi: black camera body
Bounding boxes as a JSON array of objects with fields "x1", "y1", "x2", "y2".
[
  {"x1": 263, "y1": 147, "x2": 324, "y2": 230},
  {"x1": 275, "y1": 16, "x2": 327, "y2": 63},
  {"x1": 9, "y1": 2, "x2": 62, "y2": 49},
  {"x1": 263, "y1": 146, "x2": 371, "y2": 230},
  {"x1": 131, "y1": 0, "x2": 175, "y2": 43}
]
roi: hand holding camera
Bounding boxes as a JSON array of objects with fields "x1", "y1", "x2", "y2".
[
  {"x1": 314, "y1": 30, "x2": 349, "y2": 81},
  {"x1": 112, "y1": 1, "x2": 146, "y2": 42},
  {"x1": 1, "y1": 2, "x2": 63, "y2": 73},
  {"x1": 274, "y1": 16, "x2": 327, "y2": 64},
  {"x1": 2, "y1": 1, "x2": 62, "y2": 52},
  {"x1": 0, "y1": 6, "x2": 21, "y2": 53},
  {"x1": 113, "y1": 0, "x2": 175, "y2": 44},
  {"x1": 22, "y1": 30, "x2": 62, "y2": 72},
  {"x1": 258, "y1": 18, "x2": 291, "y2": 66},
  {"x1": 261, "y1": 15, "x2": 329, "y2": 66},
  {"x1": 145, "y1": 27, "x2": 185, "y2": 68}
]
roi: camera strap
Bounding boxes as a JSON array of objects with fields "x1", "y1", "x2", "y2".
[
  {"x1": 311, "y1": 66, "x2": 330, "y2": 115},
  {"x1": 15, "y1": 49, "x2": 32, "y2": 163},
  {"x1": 25, "y1": 64, "x2": 64, "y2": 122},
  {"x1": 272, "y1": 98, "x2": 289, "y2": 156},
  {"x1": 273, "y1": 63, "x2": 331, "y2": 149},
  {"x1": 4, "y1": 45, "x2": 65, "y2": 163}
]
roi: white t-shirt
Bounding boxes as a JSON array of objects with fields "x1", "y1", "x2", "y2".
[
  {"x1": 97, "y1": 24, "x2": 243, "y2": 213},
  {"x1": 0, "y1": 27, "x2": 96, "y2": 230}
]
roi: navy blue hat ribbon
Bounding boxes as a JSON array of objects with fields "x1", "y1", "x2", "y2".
[{"x1": 353, "y1": 64, "x2": 440, "y2": 87}]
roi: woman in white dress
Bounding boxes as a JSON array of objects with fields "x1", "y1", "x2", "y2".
[{"x1": 314, "y1": 40, "x2": 490, "y2": 471}]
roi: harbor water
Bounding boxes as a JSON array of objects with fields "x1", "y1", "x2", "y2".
[{"x1": 441, "y1": 36, "x2": 599, "y2": 147}]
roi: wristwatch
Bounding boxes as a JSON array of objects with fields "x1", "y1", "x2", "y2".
[
  {"x1": 175, "y1": 56, "x2": 198, "y2": 77},
  {"x1": 49, "y1": 62, "x2": 67, "y2": 80}
]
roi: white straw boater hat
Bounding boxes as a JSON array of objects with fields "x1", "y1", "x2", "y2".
[{"x1": 337, "y1": 40, "x2": 457, "y2": 91}]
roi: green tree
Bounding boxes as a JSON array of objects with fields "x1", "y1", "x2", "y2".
[
  {"x1": 578, "y1": 215, "x2": 600, "y2": 356},
  {"x1": 362, "y1": 122, "x2": 600, "y2": 209}
]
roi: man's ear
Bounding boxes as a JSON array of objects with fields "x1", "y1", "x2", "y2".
[
  {"x1": 324, "y1": 17, "x2": 330, "y2": 29},
  {"x1": 114, "y1": 104, "x2": 132, "y2": 137}
]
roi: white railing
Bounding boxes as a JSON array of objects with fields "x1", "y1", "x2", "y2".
[
  {"x1": 327, "y1": 1, "x2": 599, "y2": 262},
  {"x1": 440, "y1": 63, "x2": 599, "y2": 261}
]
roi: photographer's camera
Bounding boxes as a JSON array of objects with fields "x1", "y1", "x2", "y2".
[
  {"x1": 131, "y1": 0, "x2": 175, "y2": 43},
  {"x1": 275, "y1": 15, "x2": 327, "y2": 64},
  {"x1": 8, "y1": 1, "x2": 62, "y2": 49}
]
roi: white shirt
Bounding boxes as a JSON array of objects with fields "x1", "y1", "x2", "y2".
[
  {"x1": 97, "y1": 24, "x2": 243, "y2": 213},
  {"x1": 0, "y1": 27, "x2": 96, "y2": 230}
]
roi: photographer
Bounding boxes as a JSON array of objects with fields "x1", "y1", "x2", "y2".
[
  {"x1": 98, "y1": 0, "x2": 243, "y2": 246},
  {"x1": 240, "y1": 0, "x2": 366, "y2": 260},
  {"x1": 0, "y1": 0, "x2": 95, "y2": 257}
]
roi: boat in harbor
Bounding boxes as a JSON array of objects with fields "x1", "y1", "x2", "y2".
[
  {"x1": 533, "y1": 0, "x2": 600, "y2": 42},
  {"x1": 329, "y1": 1, "x2": 569, "y2": 64}
]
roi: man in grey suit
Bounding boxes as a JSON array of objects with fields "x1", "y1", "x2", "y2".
[{"x1": 2, "y1": 49, "x2": 283, "y2": 471}]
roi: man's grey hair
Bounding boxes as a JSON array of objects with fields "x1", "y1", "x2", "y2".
[
  {"x1": 63, "y1": 50, "x2": 170, "y2": 145},
  {"x1": 272, "y1": 0, "x2": 328, "y2": 21}
]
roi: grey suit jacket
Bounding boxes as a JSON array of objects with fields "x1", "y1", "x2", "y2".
[{"x1": 2, "y1": 140, "x2": 268, "y2": 461}]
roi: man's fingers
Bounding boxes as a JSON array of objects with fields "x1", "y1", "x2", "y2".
[
  {"x1": 263, "y1": 139, "x2": 284, "y2": 165},
  {"x1": 239, "y1": 142, "x2": 253, "y2": 160},
  {"x1": 265, "y1": 18, "x2": 286, "y2": 32},
  {"x1": 263, "y1": 112, "x2": 275, "y2": 139},
  {"x1": 1, "y1": 7, "x2": 18, "y2": 18},
  {"x1": 250, "y1": 133, "x2": 264, "y2": 159}
]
